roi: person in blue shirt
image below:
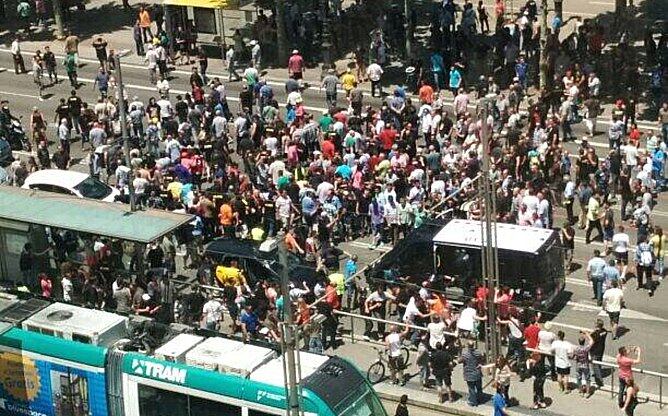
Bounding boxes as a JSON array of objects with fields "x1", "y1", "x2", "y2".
[
  {"x1": 448, "y1": 66, "x2": 462, "y2": 95},
  {"x1": 344, "y1": 255, "x2": 358, "y2": 309},
  {"x1": 587, "y1": 249, "x2": 607, "y2": 304},
  {"x1": 430, "y1": 51, "x2": 445, "y2": 90},
  {"x1": 239, "y1": 304, "x2": 260, "y2": 341},
  {"x1": 493, "y1": 382, "x2": 510, "y2": 416},
  {"x1": 515, "y1": 56, "x2": 528, "y2": 90},
  {"x1": 602, "y1": 258, "x2": 621, "y2": 294}
]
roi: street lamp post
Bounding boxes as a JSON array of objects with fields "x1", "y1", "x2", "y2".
[{"x1": 113, "y1": 50, "x2": 136, "y2": 212}]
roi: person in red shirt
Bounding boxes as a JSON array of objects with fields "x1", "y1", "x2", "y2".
[
  {"x1": 523, "y1": 319, "x2": 540, "y2": 350},
  {"x1": 321, "y1": 136, "x2": 335, "y2": 159},
  {"x1": 288, "y1": 49, "x2": 305, "y2": 80},
  {"x1": 379, "y1": 125, "x2": 397, "y2": 151},
  {"x1": 325, "y1": 281, "x2": 340, "y2": 310}
]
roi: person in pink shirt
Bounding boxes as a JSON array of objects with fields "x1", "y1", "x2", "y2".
[
  {"x1": 617, "y1": 346, "x2": 641, "y2": 408},
  {"x1": 288, "y1": 50, "x2": 305, "y2": 80},
  {"x1": 39, "y1": 273, "x2": 53, "y2": 298}
]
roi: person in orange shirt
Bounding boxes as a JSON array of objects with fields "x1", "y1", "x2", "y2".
[
  {"x1": 418, "y1": 81, "x2": 434, "y2": 104},
  {"x1": 218, "y1": 201, "x2": 236, "y2": 237},
  {"x1": 138, "y1": 6, "x2": 153, "y2": 43}
]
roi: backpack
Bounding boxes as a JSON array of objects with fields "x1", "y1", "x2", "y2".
[{"x1": 640, "y1": 245, "x2": 653, "y2": 267}]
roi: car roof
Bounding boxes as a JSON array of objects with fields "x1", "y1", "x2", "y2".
[
  {"x1": 204, "y1": 238, "x2": 274, "y2": 260},
  {"x1": 23, "y1": 169, "x2": 89, "y2": 189}
]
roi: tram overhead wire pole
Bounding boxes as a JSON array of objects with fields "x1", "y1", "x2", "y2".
[
  {"x1": 277, "y1": 231, "x2": 303, "y2": 416},
  {"x1": 113, "y1": 49, "x2": 136, "y2": 212},
  {"x1": 478, "y1": 97, "x2": 501, "y2": 362}
]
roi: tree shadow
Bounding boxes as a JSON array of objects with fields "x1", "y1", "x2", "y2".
[{"x1": 0, "y1": 2, "x2": 136, "y2": 48}]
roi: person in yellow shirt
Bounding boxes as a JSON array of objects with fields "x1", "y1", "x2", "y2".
[
  {"x1": 215, "y1": 259, "x2": 247, "y2": 287},
  {"x1": 166, "y1": 179, "x2": 183, "y2": 201},
  {"x1": 585, "y1": 193, "x2": 603, "y2": 244},
  {"x1": 340, "y1": 69, "x2": 356, "y2": 98},
  {"x1": 650, "y1": 226, "x2": 667, "y2": 278}
]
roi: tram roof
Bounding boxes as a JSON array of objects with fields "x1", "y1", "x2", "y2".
[{"x1": 0, "y1": 186, "x2": 193, "y2": 243}]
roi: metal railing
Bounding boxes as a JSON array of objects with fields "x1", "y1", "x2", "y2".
[{"x1": 331, "y1": 309, "x2": 668, "y2": 409}]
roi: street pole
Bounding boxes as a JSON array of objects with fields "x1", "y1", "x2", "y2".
[
  {"x1": 538, "y1": 0, "x2": 549, "y2": 91},
  {"x1": 275, "y1": 0, "x2": 288, "y2": 66},
  {"x1": 277, "y1": 231, "x2": 302, "y2": 416},
  {"x1": 113, "y1": 51, "x2": 136, "y2": 212},
  {"x1": 478, "y1": 98, "x2": 500, "y2": 362},
  {"x1": 52, "y1": 0, "x2": 65, "y2": 38}
]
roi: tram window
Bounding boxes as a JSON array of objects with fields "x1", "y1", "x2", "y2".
[
  {"x1": 189, "y1": 395, "x2": 241, "y2": 416},
  {"x1": 72, "y1": 333, "x2": 92, "y2": 344},
  {"x1": 248, "y1": 409, "x2": 279, "y2": 416},
  {"x1": 138, "y1": 385, "x2": 188, "y2": 416}
]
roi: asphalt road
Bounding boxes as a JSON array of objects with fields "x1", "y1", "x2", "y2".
[{"x1": 1, "y1": 26, "x2": 668, "y2": 393}]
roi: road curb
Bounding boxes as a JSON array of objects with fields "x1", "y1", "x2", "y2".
[{"x1": 378, "y1": 390, "x2": 484, "y2": 416}]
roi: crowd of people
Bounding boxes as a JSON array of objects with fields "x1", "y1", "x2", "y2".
[{"x1": 2, "y1": 0, "x2": 667, "y2": 415}]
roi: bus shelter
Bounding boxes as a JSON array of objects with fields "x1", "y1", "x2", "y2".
[
  {"x1": 163, "y1": 0, "x2": 258, "y2": 52},
  {"x1": 0, "y1": 186, "x2": 193, "y2": 285}
]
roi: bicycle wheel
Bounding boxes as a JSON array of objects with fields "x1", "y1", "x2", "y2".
[
  {"x1": 399, "y1": 347, "x2": 410, "y2": 368},
  {"x1": 367, "y1": 362, "x2": 385, "y2": 384}
]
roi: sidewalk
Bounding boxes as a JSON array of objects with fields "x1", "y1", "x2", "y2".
[{"x1": 334, "y1": 340, "x2": 665, "y2": 416}]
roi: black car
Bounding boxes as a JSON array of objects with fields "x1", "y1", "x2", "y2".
[
  {"x1": 0, "y1": 137, "x2": 13, "y2": 168},
  {"x1": 203, "y1": 237, "x2": 319, "y2": 288}
]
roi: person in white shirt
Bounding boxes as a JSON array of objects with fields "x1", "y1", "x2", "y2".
[
  {"x1": 538, "y1": 321, "x2": 557, "y2": 379},
  {"x1": 385, "y1": 324, "x2": 410, "y2": 385},
  {"x1": 61, "y1": 275, "x2": 73, "y2": 302},
  {"x1": 612, "y1": 225, "x2": 630, "y2": 280},
  {"x1": 427, "y1": 315, "x2": 446, "y2": 350},
  {"x1": 157, "y1": 97, "x2": 172, "y2": 122},
  {"x1": 621, "y1": 141, "x2": 638, "y2": 168},
  {"x1": 366, "y1": 62, "x2": 384, "y2": 97},
  {"x1": 602, "y1": 280, "x2": 624, "y2": 340},
  {"x1": 588, "y1": 72, "x2": 601, "y2": 97},
  {"x1": 551, "y1": 331, "x2": 574, "y2": 393},
  {"x1": 201, "y1": 296, "x2": 224, "y2": 331},
  {"x1": 144, "y1": 45, "x2": 158, "y2": 84},
  {"x1": 10, "y1": 37, "x2": 26, "y2": 74}
]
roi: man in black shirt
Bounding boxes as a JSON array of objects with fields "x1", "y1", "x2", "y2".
[
  {"x1": 54, "y1": 98, "x2": 70, "y2": 125},
  {"x1": 67, "y1": 90, "x2": 82, "y2": 136},
  {"x1": 430, "y1": 341, "x2": 455, "y2": 403},
  {"x1": 174, "y1": 95, "x2": 189, "y2": 123},
  {"x1": 590, "y1": 319, "x2": 609, "y2": 387},
  {"x1": 43, "y1": 46, "x2": 57, "y2": 85}
]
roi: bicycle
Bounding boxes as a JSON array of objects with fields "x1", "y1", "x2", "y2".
[{"x1": 366, "y1": 346, "x2": 410, "y2": 384}]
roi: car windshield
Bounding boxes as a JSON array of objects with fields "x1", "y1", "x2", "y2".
[{"x1": 73, "y1": 176, "x2": 112, "y2": 200}]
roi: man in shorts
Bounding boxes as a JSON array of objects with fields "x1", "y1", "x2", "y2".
[
  {"x1": 603, "y1": 280, "x2": 624, "y2": 340},
  {"x1": 551, "y1": 330, "x2": 574, "y2": 393},
  {"x1": 612, "y1": 225, "x2": 630, "y2": 281},
  {"x1": 385, "y1": 324, "x2": 410, "y2": 385},
  {"x1": 430, "y1": 342, "x2": 455, "y2": 402}
]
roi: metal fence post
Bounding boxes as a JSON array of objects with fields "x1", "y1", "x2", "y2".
[
  {"x1": 611, "y1": 367, "x2": 615, "y2": 400},
  {"x1": 660, "y1": 376, "x2": 663, "y2": 409},
  {"x1": 350, "y1": 314, "x2": 355, "y2": 344}
]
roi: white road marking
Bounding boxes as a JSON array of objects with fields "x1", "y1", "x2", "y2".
[
  {"x1": 567, "y1": 300, "x2": 668, "y2": 322},
  {"x1": 588, "y1": 1, "x2": 614, "y2": 5},
  {"x1": 0, "y1": 90, "x2": 44, "y2": 100}
]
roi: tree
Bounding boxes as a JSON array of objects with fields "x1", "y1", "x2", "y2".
[
  {"x1": 274, "y1": 0, "x2": 288, "y2": 65},
  {"x1": 52, "y1": 0, "x2": 65, "y2": 38}
]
